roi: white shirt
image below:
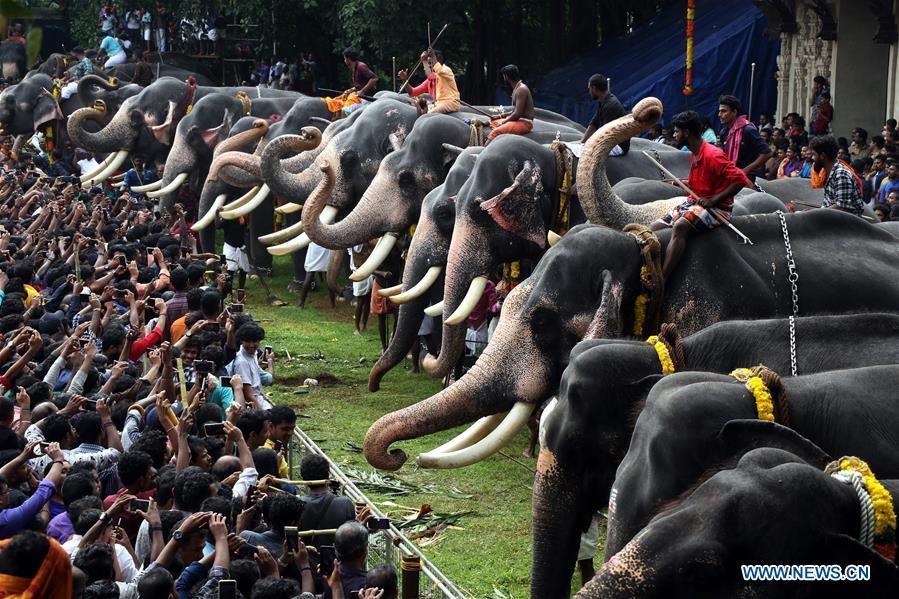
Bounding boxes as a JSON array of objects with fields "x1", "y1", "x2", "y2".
[{"x1": 78, "y1": 157, "x2": 100, "y2": 175}]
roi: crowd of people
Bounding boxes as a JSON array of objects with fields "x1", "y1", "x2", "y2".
[{"x1": 0, "y1": 159, "x2": 400, "y2": 598}]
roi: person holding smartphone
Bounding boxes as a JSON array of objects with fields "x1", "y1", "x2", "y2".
[{"x1": 0, "y1": 441, "x2": 67, "y2": 537}]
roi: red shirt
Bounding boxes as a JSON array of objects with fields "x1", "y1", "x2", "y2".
[{"x1": 688, "y1": 140, "x2": 751, "y2": 208}]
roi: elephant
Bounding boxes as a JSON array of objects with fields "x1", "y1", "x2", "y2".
[
  {"x1": 66, "y1": 76, "x2": 297, "y2": 178},
  {"x1": 585, "y1": 439, "x2": 899, "y2": 598},
  {"x1": 604, "y1": 363, "x2": 899, "y2": 568},
  {"x1": 532, "y1": 312, "x2": 899, "y2": 598},
  {"x1": 0, "y1": 40, "x2": 26, "y2": 82},
  {"x1": 259, "y1": 98, "x2": 420, "y2": 256},
  {"x1": 299, "y1": 112, "x2": 584, "y2": 279},
  {"x1": 149, "y1": 91, "x2": 305, "y2": 210},
  {"x1": 362, "y1": 209, "x2": 899, "y2": 472},
  {"x1": 367, "y1": 146, "x2": 484, "y2": 392}
]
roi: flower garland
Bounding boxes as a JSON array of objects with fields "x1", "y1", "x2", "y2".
[
  {"x1": 827, "y1": 456, "x2": 897, "y2": 561},
  {"x1": 683, "y1": 0, "x2": 695, "y2": 96},
  {"x1": 730, "y1": 368, "x2": 775, "y2": 422},
  {"x1": 631, "y1": 266, "x2": 650, "y2": 336},
  {"x1": 646, "y1": 335, "x2": 675, "y2": 375}
]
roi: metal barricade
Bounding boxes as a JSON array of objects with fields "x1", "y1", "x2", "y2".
[{"x1": 289, "y1": 427, "x2": 469, "y2": 599}]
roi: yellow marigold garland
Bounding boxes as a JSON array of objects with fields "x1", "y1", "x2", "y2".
[
  {"x1": 646, "y1": 335, "x2": 675, "y2": 375},
  {"x1": 829, "y1": 456, "x2": 897, "y2": 561},
  {"x1": 730, "y1": 368, "x2": 775, "y2": 422},
  {"x1": 632, "y1": 266, "x2": 650, "y2": 336}
]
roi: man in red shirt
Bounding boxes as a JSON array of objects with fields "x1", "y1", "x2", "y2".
[{"x1": 651, "y1": 110, "x2": 750, "y2": 280}]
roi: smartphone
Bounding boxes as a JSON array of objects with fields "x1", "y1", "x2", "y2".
[
  {"x1": 220, "y1": 375, "x2": 232, "y2": 388},
  {"x1": 367, "y1": 517, "x2": 390, "y2": 530},
  {"x1": 79, "y1": 288, "x2": 91, "y2": 299},
  {"x1": 217, "y1": 580, "x2": 237, "y2": 599},
  {"x1": 113, "y1": 289, "x2": 126, "y2": 300},
  {"x1": 117, "y1": 255, "x2": 126, "y2": 267},
  {"x1": 219, "y1": 254, "x2": 227, "y2": 266},
  {"x1": 230, "y1": 303, "x2": 244, "y2": 313},
  {"x1": 236, "y1": 544, "x2": 258, "y2": 558},
  {"x1": 264, "y1": 345, "x2": 273, "y2": 355},
  {"x1": 284, "y1": 526, "x2": 299, "y2": 551},
  {"x1": 273, "y1": 440, "x2": 283, "y2": 453},
  {"x1": 146, "y1": 247, "x2": 154, "y2": 255},
  {"x1": 204, "y1": 322, "x2": 221, "y2": 332},
  {"x1": 130, "y1": 498, "x2": 150, "y2": 512},
  {"x1": 204, "y1": 422, "x2": 225, "y2": 436},
  {"x1": 83, "y1": 398, "x2": 97, "y2": 410},
  {"x1": 33, "y1": 442, "x2": 50, "y2": 456}
]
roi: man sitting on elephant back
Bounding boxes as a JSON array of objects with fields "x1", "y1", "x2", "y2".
[
  {"x1": 652, "y1": 111, "x2": 750, "y2": 280},
  {"x1": 60, "y1": 47, "x2": 98, "y2": 100},
  {"x1": 399, "y1": 48, "x2": 461, "y2": 116},
  {"x1": 488, "y1": 65, "x2": 534, "y2": 140}
]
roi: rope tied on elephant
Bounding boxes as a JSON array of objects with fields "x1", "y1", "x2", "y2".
[
  {"x1": 729, "y1": 365, "x2": 790, "y2": 426},
  {"x1": 825, "y1": 456, "x2": 897, "y2": 561},
  {"x1": 236, "y1": 91, "x2": 251, "y2": 116},
  {"x1": 469, "y1": 120, "x2": 486, "y2": 147},
  {"x1": 550, "y1": 141, "x2": 573, "y2": 235},
  {"x1": 645, "y1": 323, "x2": 685, "y2": 375},
  {"x1": 624, "y1": 223, "x2": 663, "y2": 337},
  {"x1": 178, "y1": 75, "x2": 198, "y2": 117}
]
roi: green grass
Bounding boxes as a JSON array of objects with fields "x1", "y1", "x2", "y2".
[{"x1": 241, "y1": 257, "x2": 539, "y2": 598}]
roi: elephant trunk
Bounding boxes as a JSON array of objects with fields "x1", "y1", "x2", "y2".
[
  {"x1": 155, "y1": 136, "x2": 197, "y2": 210},
  {"x1": 67, "y1": 103, "x2": 137, "y2": 154},
  {"x1": 302, "y1": 165, "x2": 392, "y2": 251},
  {"x1": 575, "y1": 97, "x2": 664, "y2": 228},
  {"x1": 422, "y1": 215, "x2": 491, "y2": 377},
  {"x1": 576, "y1": 542, "x2": 654, "y2": 598},
  {"x1": 214, "y1": 119, "x2": 269, "y2": 159},
  {"x1": 209, "y1": 152, "x2": 262, "y2": 187},
  {"x1": 531, "y1": 451, "x2": 588, "y2": 598},
  {"x1": 260, "y1": 131, "x2": 323, "y2": 204}
]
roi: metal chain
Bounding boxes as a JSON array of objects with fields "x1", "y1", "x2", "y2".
[{"x1": 776, "y1": 211, "x2": 799, "y2": 376}]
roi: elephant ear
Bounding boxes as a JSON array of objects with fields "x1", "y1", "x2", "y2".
[
  {"x1": 716, "y1": 419, "x2": 832, "y2": 469},
  {"x1": 32, "y1": 92, "x2": 62, "y2": 131},
  {"x1": 583, "y1": 269, "x2": 624, "y2": 339},
  {"x1": 478, "y1": 160, "x2": 547, "y2": 248}
]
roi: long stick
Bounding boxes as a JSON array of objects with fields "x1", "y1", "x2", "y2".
[
  {"x1": 392, "y1": 56, "x2": 396, "y2": 92},
  {"x1": 748, "y1": 62, "x2": 756, "y2": 121},
  {"x1": 642, "y1": 151, "x2": 754, "y2": 245},
  {"x1": 398, "y1": 23, "x2": 449, "y2": 93}
]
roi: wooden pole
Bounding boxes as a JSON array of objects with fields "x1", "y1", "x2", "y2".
[
  {"x1": 392, "y1": 56, "x2": 396, "y2": 92},
  {"x1": 401, "y1": 554, "x2": 421, "y2": 599},
  {"x1": 398, "y1": 23, "x2": 449, "y2": 93}
]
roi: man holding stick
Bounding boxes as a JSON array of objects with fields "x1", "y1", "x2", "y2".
[
  {"x1": 651, "y1": 111, "x2": 751, "y2": 280},
  {"x1": 399, "y1": 48, "x2": 460, "y2": 115}
]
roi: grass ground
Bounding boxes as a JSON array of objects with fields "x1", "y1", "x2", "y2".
[{"x1": 241, "y1": 257, "x2": 540, "y2": 598}]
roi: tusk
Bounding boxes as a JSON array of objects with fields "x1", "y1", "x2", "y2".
[
  {"x1": 112, "y1": 181, "x2": 125, "y2": 189},
  {"x1": 349, "y1": 233, "x2": 397, "y2": 281},
  {"x1": 220, "y1": 184, "x2": 270, "y2": 219},
  {"x1": 146, "y1": 172, "x2": 189, "y2": 198},
  {"x1": 191, "y1": 193, "x2": 227, "y2": 231},
  {"x1": 390, "y1": 266, "x2": 442, "y2": 304},
  {"x1": 276, "y1": 202, "x2": 302, "y2": 214},
  {"x1": 424, "y1": 300, "x2": 444, "y2": 317},
  {"x1": 377, "y1": 283, "x2": 404, "y2": 297},
  {"x1": 444, "y1": 276, "x2": 489, "y2": 325},
  {"x1": 80, "y1": 152, "x2": 114, "y2": 182},
  {"x1": 221, "y1": 186, "x2": 260, "y2": 212},
  {"x1": 268, "y1": 232, "x2": 311, "y2": 256},
  {"x1": 429, "y1": 412, "x2": 506, "y2": 454},
  {"x1": 547, "y1": 230, "x2": 562, "y2": 246},
  {"x1": 82, "y1": 150, "x2": 128, "y2": 188},
  {"x1": 259, "y1": 219, "x2": 303, "y2": 244},
  {"x1": 130, "y1": 179, "x2": 163, "y2": 193},
  {"x1": 417, "y1": 402, "x2": 536, "y2": 469},
  {"x1": 110, "y1": 173, "x2": 125, "y2": 182},
  {"x1": 319, "y1": 205, "x2": 339, "y2": 224}
]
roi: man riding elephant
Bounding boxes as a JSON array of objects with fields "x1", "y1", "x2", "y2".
[
  {"x1": 488, "y1": 65, "x2": 534, "y2": 140},
  {"x1": 399, "y1": 48, "x2": 461, "y2": 116},
  {"x1": 651, "y1": 110, "x2": 750, "y2": 281}
]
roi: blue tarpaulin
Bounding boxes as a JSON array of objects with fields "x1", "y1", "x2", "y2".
[{"x1": 509, "y1": 0, "x2": 780, "y2": 128}]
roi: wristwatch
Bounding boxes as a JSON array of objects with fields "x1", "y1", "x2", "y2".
[
  {"x1": 172, "y1": 529, "x2": 185, "y2": 543},
  {"x1": 99, "y1": 512, "x2": 111, "y2": 523},
  {"x1": 184, "y1": 332, "x2": 192, "y2": 338}
]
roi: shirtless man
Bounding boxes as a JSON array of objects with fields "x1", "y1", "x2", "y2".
[{"x1": 487, "y1": 64, "x2": 534, "y2": 140}]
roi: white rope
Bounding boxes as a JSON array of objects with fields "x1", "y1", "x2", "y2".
[{"x1": 831, "y1": 469, "x2": 875, "y2": 547}]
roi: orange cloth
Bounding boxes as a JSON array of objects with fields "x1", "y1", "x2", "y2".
[
  {"x1": 370, "y1": 280, "x2": 397, "y2": 315},
  {"x1": 0, "y1": 536, "x2": 72, "y2": 599},
  {"x1": 488, "y1": 119, "x2": 533, "y2": 139},
  {"x1": 170, "y1": 314, "x2": 188, "y2": 344},
  {"x1": 324, "y1": 95, "x2": 362, "y2": 113}
]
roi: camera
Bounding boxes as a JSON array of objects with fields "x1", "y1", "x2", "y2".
[
  {"x1": 229, "y1": 303, "x2": 244, "y2": 313},
  {"x1": 367, "y1": 517, "x2": 390, "y2": 530},
  {"x1": 220, "y1": 375, "x2": 232, "y2": 388},
  {"x1": 204, "y1": 422, "x2": 226, "y2": 436},
  {"x1": 194, "y1": 360, "x2": 214, "y2": 375},
  {"x1": 130, "y1": 498, "x2": 150, "y2": 512},
  {"x1": 284, "y1": 526, "x2": 299, "y2": 551}
]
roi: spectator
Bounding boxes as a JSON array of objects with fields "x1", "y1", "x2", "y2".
[
  {"x1": 328, "y1": 521, "x2": 370, "y2": 598},
  {"x1": 298, "y1": 454, "x2": 355, "y2": 563},
  {"x1": 122, "y1": 156, "x2": 157, "y2": 199},
  {"x1": 718, "y1": 95, "x2": 770, "y2": 181},
  {"x1": 786, "y1": 113, "x2": 809, "y2": 148},
  {"x1": 776, "y1": 146, "x2": 802, "y2": 179},
  {"x1": 265, "y1": 405, "x2": 296, "y2": 477},
  {"x1": 365, "y1": 565, "x2": 399, "y2": 599},
  {"x1": 812, "y1": 91, "x2": 833, "y2": 135},
  {"x1": 230, "y1": 323, "x2": 273, "y2": 409},
  {"x1": 797, "y1": 145, "x2": 813, "y2": 178},
  {"x1": 849, "y1": 128, "x2": 872, "y2": 161},
  {"x1": 757, "y1": 112, "x2": 773, "y2": 131},
  {"x1": 809, "y1": 76, "x2": 830, "y2": 135},
  {"x1": 700, "y1": 117, "x2": 717, "y2": 144},
  {"x1": 811, "y1": 135, "x2": 865, "y2": 216},
  {"x1": 771, "y1": 127, "x2": 788, "y2": 152},
  {"x1": 879, "y1": 158, "x2": 899, "y2": 205},
  {"x1": 0, "y1": 530, "x2": 73, "y2": 598}
]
